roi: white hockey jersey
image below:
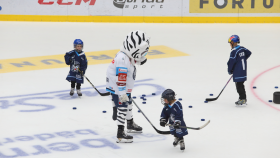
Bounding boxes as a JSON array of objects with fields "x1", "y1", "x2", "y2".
[{"x1": 106, "y1": 51, "x2": 136, "y2": 96}]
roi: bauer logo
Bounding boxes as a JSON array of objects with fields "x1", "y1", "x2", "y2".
[{"x1": 113, "y1": 0, "x2": 165, "y2": 9}]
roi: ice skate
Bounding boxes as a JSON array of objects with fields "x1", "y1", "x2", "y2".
[
  {"x1": 179, "y1": 139, "x2": 185, "y2": 151},
  {"x1": 235, "y1": 99, "x2": 247, "y2": 106},
  {"x1": 127, "y1": 119, "x2": 142, "y2": 133},
  {"x1": 173, "y1": 137, "x2": 180, "y2": 147},
  {"x1": 70, "y1": 88, "x2": 75, "y2": 96},
  {"x1": 77, "y1": 89, "x2": 82, "y2": 97},
  {"x1": 116, "y1": 128, "x2": 133, "y2": 143}
]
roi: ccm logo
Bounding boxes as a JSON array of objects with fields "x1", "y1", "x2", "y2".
[{"x1": 38, "y1": 0, "x2": 96, "y2": 5}]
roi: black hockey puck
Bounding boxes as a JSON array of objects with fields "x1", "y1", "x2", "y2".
[
  {"x1": 152, "y1": 93, "x2": 156, "y2": 95},
  {"x1": 133, "y1": 96, "x2": 136, "y2": 99},
  {"x1": 143, "y1": 98, "x2": 147, "y2": 101},
  {"x1": 253, "y1": 86, "x2": 256, "y2": 89},
  {"x1": 273, "y1": 92, "x2": 280, "y2": 104},
  {"x1": 140, "y1": 97, "x2": 144, "y2": 99},
  {"x1": 210, "y1": 94, "x2": 213, "y2": 96},
  {"x1": 73, "y1": 107, "x2": 76, "y2": 110},
  {"x1": 201, "y1": 119, "x2": 205, "y2": 121},
  {"x1": 204, "y1": 101, "x2": 208, "y2": 103},
  {"x1": 103, "y1": 111, "x2": 106, "y2": 113},
  {"x1": 138, "y1": 110, "x2": 141, "y2": 113},
  {"x1": 179, "y1": 98, "x2": 182, "y2": 101},
  {"x1": 189, "y1": 106, "x2": 192, "y2": 108},
  {"x1": 142, "y1": 102, "x2": 146, "y2": 104},
  {"x1": 269, "y1": 100, "x2": 272, "y2": 102},
  {"x1": 275, "y1": 86, "x2": 278, "y2": 89},
  {"x1": 142, "y1": 94, "x2": 146, "y2": 97}
]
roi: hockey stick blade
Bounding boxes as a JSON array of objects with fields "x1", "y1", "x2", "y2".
[
  {"x1": 167, "y1": 120, "x2": 210, "y2": 130},
  {"x1": 205, "y1": 98, "x2": 218, "y2": 102},
  {"x1": 205, "y1": 76, "x2": 232, "y2": 102},
  {"x1": 78, "y1": 69, "x2": 110, "y2": 96},
  {"x1": 84, "y1": 77, "x2": 110, "y2": 96},
  {"x1": 153, "y1": 126, "x2": 171, "y2": 135}
]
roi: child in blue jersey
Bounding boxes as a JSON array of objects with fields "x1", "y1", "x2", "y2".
[
  {"x1": 64, "y1": 39, "x2": 88, "y2": 97},
  {"x1": 227, "y1": 35, "x2": 252, "y2": 105},
  {"x1": 160, "y1": 89, "x2": 188, "y2": 151}
]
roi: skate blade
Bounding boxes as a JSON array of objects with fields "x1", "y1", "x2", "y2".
[
  {"x1": 127, "y1": 130, "x2": 142, "y2": 133},
  {"x1": 116, "y1": 138, "x2": 133, "y2": 143},
  {"x1": 235, "y1": 103, "x2": 247, "y2": 107}
]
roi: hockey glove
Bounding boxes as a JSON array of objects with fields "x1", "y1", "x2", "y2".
[
  {"x1": 119, "y1": 94, "x2": 129, "y2": 103},
  {"x1": 160, "y1": 118, "x2": 167, "y2": 127},
  {"x1": 70, "y1": 56, "x2": 75, "y2": 64},
  {"x1": 173, "y1": 121, "x2": 181, "y2": 129}
]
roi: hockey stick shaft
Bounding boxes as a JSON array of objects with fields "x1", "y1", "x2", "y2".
[
  {"x1": 78, "y1": 69, "x2": 110, "y2": 96},
  {"x1": 166, "y1": 120, "x2": 210, "y2": 130},
  {"x1": 206, "y1": 76, "x2": 233, "y2": 101},
  {"x1": 217, "y1": 75, "x2": 233, "y2": 98},
  {"x1": 131, "y1": 99, "x2": 170, "y2": 135}
]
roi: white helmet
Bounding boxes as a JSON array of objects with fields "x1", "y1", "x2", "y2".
[{"x1": 121, "y1": 30, "x2": 150, "y2": 61}]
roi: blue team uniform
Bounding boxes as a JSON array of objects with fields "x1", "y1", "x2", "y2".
[
  {"x1": 227, "y1": 46, "x2": 252, "y2": 82},
  {"x1": 64, "y1": 50, "x2": 88, "y2": 83},
  {"x1": 160, "y1": 101, "x2": 188, "y2": 137}
]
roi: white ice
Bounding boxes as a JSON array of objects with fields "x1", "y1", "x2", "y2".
[{"x1": 0, "y1": 22, "x2": 280, "y2": 158}]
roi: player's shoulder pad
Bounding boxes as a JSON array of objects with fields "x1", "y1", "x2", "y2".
[
  {"x1": 67, "y1": 50, "x2": 75, "y2": 54},
  {"x1": 174, "y1": 101, "x2": 183, "y2": 110},
  {"x1": 79, "y1": 52, "x2": 85, "y2": 56},
  {"x1": 117, "y1": 52, "x2": 130, "y2": 63},
  {"x1": 239, "y1": 46, "x2": 247, "y2": 50}
]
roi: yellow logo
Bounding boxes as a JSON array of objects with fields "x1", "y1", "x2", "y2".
[
  {"x1": 190, "y1": 0, "x2": 280, "y2": 13},
  {"x1": 0, "y1": 46, "x2": 189, "y2": 74}
]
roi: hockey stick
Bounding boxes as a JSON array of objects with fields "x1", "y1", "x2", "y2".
[
  {"x1": 131, "y1": 99, "x2": 171, "y2": 135},
  {"x1": 166, "y1": 120, "x2": 210, "y2": 130},
  {"x1": 205, "y1": 75, "x2": 233, "y2": 102},
  {"x1": 78, "y1": 69, "x2": 110, "y2": 96}
]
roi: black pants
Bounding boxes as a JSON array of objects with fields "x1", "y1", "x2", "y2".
[
  {"x1": 235, "y1": 82, "x2": 246, "y2": 100},
  {"x1": 71, "y1": 81, "x2": 81, "y2": 89}
]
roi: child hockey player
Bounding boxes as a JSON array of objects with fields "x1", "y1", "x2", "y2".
[
  {"x1": 106, "y1": 30, "x2": 149, "y2": 143},
  {"x1": 160, "y1": 89, "x2": 188, "y2": 151},
  {"x1": 227, "y1": 35, "x2": 252, "y2": 105},
  {"x1": 64, "y1": 39, "x2": 88, "y2": 97}
]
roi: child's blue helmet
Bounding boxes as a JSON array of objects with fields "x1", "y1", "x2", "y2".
[
  {"x1": 74, "y1": 39, "x2": 83, "y2": 52},
  {"x1": 228, "y1": 35, "x2": 240, "y2": 43}
]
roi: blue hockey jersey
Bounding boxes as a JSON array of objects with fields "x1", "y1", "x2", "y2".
[
  {"x1": 227, "y1": 46, "x2": 252, "y2": 82},
  {"x1": 160, "y1": 101, "x2": 188, "y2": 137},
  {"x1": 64, "y1": 50, "x2": 88, "y2": 83}
]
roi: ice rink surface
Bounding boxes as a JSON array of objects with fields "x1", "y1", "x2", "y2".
[{"x1": 0, "y1": 22, "x2": 280, "y2": 158}]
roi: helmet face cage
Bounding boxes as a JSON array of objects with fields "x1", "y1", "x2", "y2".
[{"x1": 161, "y1": 98, "x2": 168, "y2": 106}]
